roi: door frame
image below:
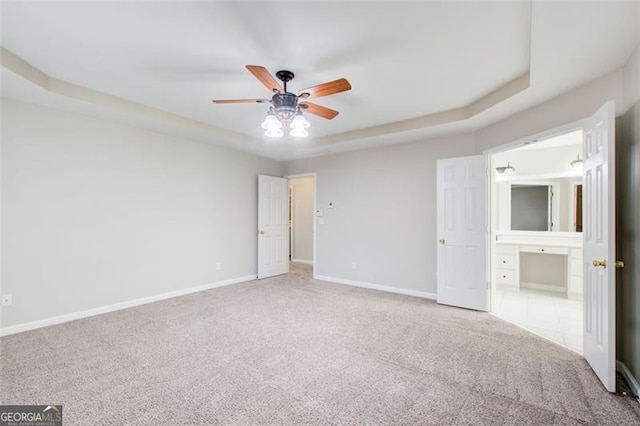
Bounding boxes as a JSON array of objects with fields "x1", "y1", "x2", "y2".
[
  {"x1": 288, "y1": 184, "x2": 294, "y2": 261},
  {"x1": 284, "y1": 172, "x2": 317, "y2": 277},
  {"x1": 484, "y1": 119, "x2": 585, "y2": 313}
]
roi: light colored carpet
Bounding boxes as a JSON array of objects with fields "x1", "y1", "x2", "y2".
[{"x1": 1, "y1": 263, "x2": 639, "y2": 425}]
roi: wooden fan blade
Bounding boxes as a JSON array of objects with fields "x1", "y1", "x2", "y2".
[
  {"x1": 300, "y1": 102, "x2": 339, "y2": 120},
  {"x1": 298, "y1": 78, "x2": 351, "y2": 99},
  {"x1": 212, "y1": 99, "x2": 270, "y2": 104},
  {"x1": 246, "y1": 65, "x2": 284, "y2": 94}
]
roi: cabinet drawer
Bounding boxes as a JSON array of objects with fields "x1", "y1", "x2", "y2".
[
  {"x1": 519, "y1": 245, "x2": 568, "y2": 255},
  {"x1": 496, "y1": 254, "x2": 517, "y2": 270},
  {"x1": 496, "y1": 244, "x2": 517, "y2": 255},
  {"x1": 496, "y1": 268, "x2": 517, "y2": 284}
]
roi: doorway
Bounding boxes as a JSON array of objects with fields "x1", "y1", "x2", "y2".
[
  {"x1": 286, "y1": 174, "x2": 316, "y2": 274},
  {"x1": 488, "y1": 129, "x2": 584, "y2": 354}
]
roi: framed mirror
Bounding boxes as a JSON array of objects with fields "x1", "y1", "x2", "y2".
[
  {"x1": 495, "y1": 177, "x2": 582, "y2": 233},
  {"x1": 511, "y1": 184, "x2": 554, "y2": 231}
]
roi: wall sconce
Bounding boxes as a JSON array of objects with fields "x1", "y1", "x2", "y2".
[
  {"x1": 496, "y1": 162, "x2": 515, "y2": 175},
  {"x1": 570, "y1": 155, "x2": 583, "y2": 171}
]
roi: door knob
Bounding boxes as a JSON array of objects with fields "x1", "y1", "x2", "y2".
[
  {"x1": 592, "y1": 259, "x2": 607, "y2": 268},
  {"x1": 439, "y1": 239, "x2": 445, "y2": 245},
  {"x1": 258, "y1": 230, "x2": 265, "y2": 235},
  {"x1": 615, "y1": 260, "x2": 625, "y2": 268}
]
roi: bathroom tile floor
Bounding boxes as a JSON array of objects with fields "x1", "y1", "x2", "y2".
[{"x1": 492, "y1": 288, "x2": 582, "y2": 354}]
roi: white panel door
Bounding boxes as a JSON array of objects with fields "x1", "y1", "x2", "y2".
[
  {"x1": 437, "y1": 155, "x2": 487, "y2": 311},
  {"x1": 583, "y1": 101, "x2": 616, "y2": 392},
  {"x1": 258, "y1": 174, "x2": 289, "y2": 279}
]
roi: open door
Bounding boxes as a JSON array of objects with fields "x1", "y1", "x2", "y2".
[
  {"x1": 437, "y1": 155, "x2": 487, "y2": 311},
  {"x1": 258, "y1": 174, "x2": 289, "y2": 279},
  {"x1": 583, "y1": 101, "x2": 616, "y2": 392}
]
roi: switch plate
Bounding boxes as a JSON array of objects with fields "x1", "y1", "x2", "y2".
[{"x1": 1, "y1": 294, "x2": 12, "y2": 307}]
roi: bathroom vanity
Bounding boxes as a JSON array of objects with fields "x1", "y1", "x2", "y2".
[{"x1": 494, "y1": 231, "x2": 583, "y2": 300}]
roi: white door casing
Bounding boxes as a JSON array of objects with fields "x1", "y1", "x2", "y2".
[
  {"x1": 258, "y1": 174, "x2": 289, "y2": 279},
  {"x1": 437, "y1": 155, "x2": 487, "y2": 311},
  {"x1": 583, "y1": 101, "x2": 616, "y2": 392}
]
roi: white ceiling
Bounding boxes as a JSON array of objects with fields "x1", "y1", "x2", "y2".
[{"x1": 1, "y1": 1, "x2": 638, "y2": 160}]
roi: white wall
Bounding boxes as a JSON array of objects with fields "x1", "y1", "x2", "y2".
[
  {"x1": 1, "y1": 99, "x2": 283, "y2": 329},
  {"x1": 492, "y1": 144, "x2": 582, "y2": 177},
  {"x1": 284, "y1": 64, "x2": 632, "y2": 297},
  {"x1": 3, "y1": 48, "x2": 637, "y2": 334},
  {"x1": 285, "y1": 133, "x2": 476, "y2": 294},
  {"x1": 289, "y1": 176, "x2": 314, "y2": 263},
  {"x1": 622, "y1": 44, "x2": 639, "y2": 113},
  {"x1": 476, "y1": 69, "x2": 626, "y2": 152}
]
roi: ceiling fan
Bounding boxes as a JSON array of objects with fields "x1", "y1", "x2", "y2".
[{"x1": 212, "y1": 65, "x2": 352, "y2": 137}]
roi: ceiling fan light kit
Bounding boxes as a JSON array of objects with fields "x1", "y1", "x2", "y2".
[
  {"x1": 261, "y1": 113, "x2": 282, "y2": 129},
  {"x1": 212, "y1": 65, "x2": 351, "y2": 139}
]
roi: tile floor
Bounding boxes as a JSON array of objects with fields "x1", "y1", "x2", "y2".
[{"x1": 491, "y1": 288, "x2": 582, "y2": 354}]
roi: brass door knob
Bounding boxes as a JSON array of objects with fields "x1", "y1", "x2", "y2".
[
  {"x1": 439, "y1": 239, "x2": 445, "y2": 245},
  {"x1": 592, "y1": 259, "x2": 607, "y2": 268},
  {"x1": 615, "y1": 260, "x2": 625, "y2": 268}
]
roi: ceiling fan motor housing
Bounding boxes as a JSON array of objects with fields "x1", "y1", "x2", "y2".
[{"x1": 272, "y1": 92, "x2": 299, "y2": 122}]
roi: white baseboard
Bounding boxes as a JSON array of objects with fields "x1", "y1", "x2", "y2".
[
  {"x1": 0, "y1": 274, "x2": 257, "y2": 337},
  {"x1": 291, "y1": 259, "x2": 313, "y2": 265},
  {"x1": 617, "y1": 361, "x2": 640, "y2": 399},
  {"x1": 520, "y1": 281, "x2": 566, "y2": 293},
  {"x1": 314, "y1": 275, "x2": 437, "y2": 300}
]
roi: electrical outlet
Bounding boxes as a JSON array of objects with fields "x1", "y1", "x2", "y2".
[
  {"x1": 351, "y1": 262, "x2": 357, "y2": 269},
  {"x1": 216, "y1": 262, "x2": 222, "y2": 271},
  {"x1": 1, "y1": 294, "x2": 12, "y2": 307}
]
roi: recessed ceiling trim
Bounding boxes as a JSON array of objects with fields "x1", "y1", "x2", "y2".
[
  {"x1": 0, "y1": 46, "x2": 253, "y2": 146},
  {"x1": 0, "y1": 27, "x2": 531, "y2": 151},
  {"x1": 310, "y1": 72, "x2": 530, "y2": 147},
  {"x1": 2, "y1": 40, "x2": 529, "y2": 149}
]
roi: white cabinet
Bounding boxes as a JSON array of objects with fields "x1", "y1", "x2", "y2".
[
  {"x1": 495, "y1": 245, "x2": 518, "y2": 290},
  {"x1": 568, "y1": 248, "x2": 584, "y2": 300},
  {"x1": 494, "y1": 233, "x2": 582, "y2": 298}
]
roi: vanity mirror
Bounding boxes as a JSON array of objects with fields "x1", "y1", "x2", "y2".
[
  {"x1": 511, "y1": 184, "x2": 552, "y2": 231},
  {"x1": 496, "y1": 176, "x2": 582, "y2": 233}
]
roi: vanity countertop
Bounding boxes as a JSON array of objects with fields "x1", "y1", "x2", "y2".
[{"x1": 495, "y1": 231, "x2": 583, "y2": 248}]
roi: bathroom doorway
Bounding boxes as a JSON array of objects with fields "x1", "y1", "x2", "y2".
[
  {"x1": 287, "y1": 174, "x2": 316, "y2": 272},
  {"x1": 489, "y1": 129, "x2": 584, "y2": 354}
]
